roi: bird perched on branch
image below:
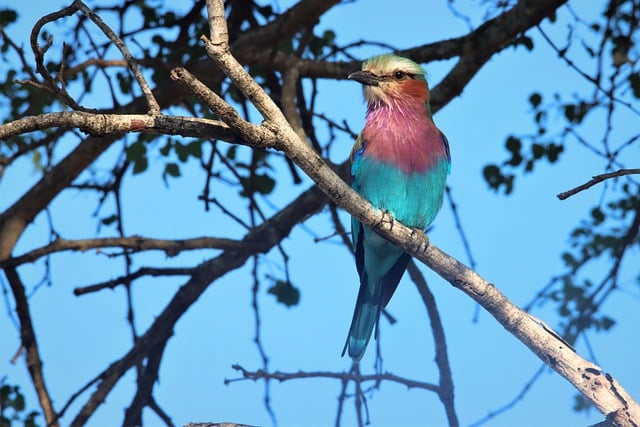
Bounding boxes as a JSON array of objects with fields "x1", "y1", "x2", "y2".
[{"x1": 343, "y1": 54, "x2": 451, "y2": 362}]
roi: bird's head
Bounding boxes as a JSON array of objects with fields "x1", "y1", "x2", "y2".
[{"x1": 349, "y1": 54, "x2": 429, "y2": 107}]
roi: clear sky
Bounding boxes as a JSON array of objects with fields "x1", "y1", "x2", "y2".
[{"x1": 1, "y1": 1, "x2": 639, "y2": 427}]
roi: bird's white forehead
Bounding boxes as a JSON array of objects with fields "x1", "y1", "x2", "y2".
[{"x1": 362, "y1": 54, "x2": 425, "y2": 76}]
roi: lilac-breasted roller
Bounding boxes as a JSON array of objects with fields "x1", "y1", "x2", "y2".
[{"x1": 343, "y1": 54, "x2": 451, "y2": 362}]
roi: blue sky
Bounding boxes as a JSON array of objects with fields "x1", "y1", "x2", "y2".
[{"x1": 1, "y1": 1, "x2": 639, "y2": 426}]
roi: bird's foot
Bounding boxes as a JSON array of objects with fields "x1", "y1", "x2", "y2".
[{"x1": 408, "y1": 227, "x2": 430, "y2": 253}]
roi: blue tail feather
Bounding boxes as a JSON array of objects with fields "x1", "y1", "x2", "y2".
[
  {"x1": 342, "y1": 271, "x2": 383, "y2": 362},
  {"x1": 343, "y1": 223, "x2": 411, "y2": 361}
]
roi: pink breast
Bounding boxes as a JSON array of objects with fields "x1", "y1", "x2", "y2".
[{"x1": 362, "y1": 105, "x2": 447, "y2": 174}]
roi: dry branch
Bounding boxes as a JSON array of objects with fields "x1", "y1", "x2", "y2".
[
  {"x1": 1, "y1": 235, "x2": 265, "y2": 267},
  {"x1": 197, "y1": 0, "x2": 640, "y2": 425},
  {"x1": 1, "y1": 0, "x2": 633, "y2": 425},
  {"x1": 557, "y1": 169, "x2": 640, "y2": 200}
]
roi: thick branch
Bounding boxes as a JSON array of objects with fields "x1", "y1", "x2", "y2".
[
  {"x1": 201, "y1": 1, "x2": 640, "y2": 424},
  {"x1": 0, "y1": 133, "x2": 117, "y2": 261},
  {"x1": 0, "y1": 112, "x2": 239, "y2": 143},
  {"x1": 69, "y1": 184, "x2": 329, "y2": 426},
  {"x1": 2, "y1": 235, "x2": 265, "y2": 268},
  {"x1": 123, "y1": 341, "x2": 169, "y2": 427},
  {"x1": 3, "y1": 267, "x2": 58, "y2": 427},
  {"x1": 427, "y1": 0, "x2": 569, "y2": 112}
]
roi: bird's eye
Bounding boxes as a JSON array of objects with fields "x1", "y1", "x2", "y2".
[{"x1": 393, "y1": 71, "x2": 406, "y2": 80}]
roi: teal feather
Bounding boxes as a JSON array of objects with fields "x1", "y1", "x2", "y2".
[{"x1": 343, "y1": 54, "x2": 450, "y2": 361}]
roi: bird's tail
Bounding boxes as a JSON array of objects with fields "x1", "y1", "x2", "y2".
[{"x1": 342, "y1": 275, "x2": 383, "y2": 362}]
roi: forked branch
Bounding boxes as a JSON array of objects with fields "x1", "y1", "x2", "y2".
[{"x1": 198, "y1": 0, "x2": 640, "y2": 425}]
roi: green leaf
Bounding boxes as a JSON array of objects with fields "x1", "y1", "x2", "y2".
[
  {"x1": 598, "y1": 315, "x2": 615, "y2": 331},
  {"x1": 101, "y1": 214, "x2": 118, "y2": 226},
  {"x1": 562, "y1": 252, "x2": 578, "y2": 269},
  {"x1": 175, "y1": 142, "x2": 189, "y2": 162},
  {"x1": 126, "y1": 141, "x2": 146, "y2": 161},
  {"x1": 32, "y1": 150, "x2": 44, "y2": 171},
  {"x1": 267, "y1": 280, "x2": 300, "y2": 307},
  {"x1": 524, "y1": 159, "x2": 534, "y2": 172},
  {"x1": 591, "y1": 207, "x2": 605, "y2": 225},
  {"x1": 505, "y1": 136, "x2": 521, "y2": 153},
  {"x1": 506, "y1": 152, "x2": 523, "y2": 167},
  {"x1": 116, "y1": 72, "x2": 133, "y2": 94},
  {"x1": 563, "y1": 103, "x2": 589, "y2": 124},
  {"x1": 132, "y1": 157, "x2": 148, "y2": 174},
  {"x1": 0, "y1": 8, "x2": 18, "y2": 27},
  {"x1": 164, "y1": 162, "x2": 181, "y2": 178},
  {"x1": 12, "y1": 393, "x2": 25, "y2": 411},
  {"x1": 529, "y1": 92, "x2": 542, "y2": 108},
  {"x1": 531, "y1": 143, "x2": 545, "y2": 159},
  {"x1": 322, "y1": 30, "x2": 336, "y2": 45},
  {"x1": 564, "y1": 104, "x2": 576, "y2": 122},
  {"x1": 186, "y1": 140, "x2": 203, "y2": 158},
  {"x1": 227, "y1": 145, "x2": 237, "y2": 160},
  {"x1": 159, "y1": 140, "x2": 172, "y2": 157},
  {"x1": 482, "y1": 164, "x2": 515, "y2": 194},
  {"x1": 573, "y1": 394, "x2": 593, "y2": 412},
  {"x1": 546, "y1": 143, "x2": 563, "y2": 163},
  {"x1": 254, "y1": 173, "x2": 275, "y2": 194},
  {"x1": 482, "y1": 164, "x2": 501, "y2": 190}
]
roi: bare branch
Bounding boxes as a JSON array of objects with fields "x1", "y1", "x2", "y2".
[
  {"x1": 226, "y1": 364, "x2": 439, "y2": 392},
  {"x1": 73, "y1": 0, "x2": 160, "y2": 113},
  {"x1": 2, "y1": 235, "x2": 265, "y2": 268},
  {"x1": 557, "y1": 169, "x2": 640, "y2": 200},
  {"x1": 73, "y1": 267, "x2": 194, "y2": 296},
  {"x1": 169, "y1": 67, "x2": 274, "y2": 147},
  {"x1": 3, "y1": 267, "x2": 58, "y2": 427},
  {"x1": 29, "y1": 2, "x2": 91, "y2": 112},
  {"x1": 0, "y1": 111, "x2": 239, "y2": 143},
  {"x1": 470, "y1": 365, "x2": 547, "y2": 427},
  {"x1": 407, "y1": 262, "x2": 459, "y2": 427},
  {"x1": 69, "y1": 184, "x2": 329, "y2": 425},
  {"x1": 195, "y1": 1, "x2": 640, "y2": 424}
]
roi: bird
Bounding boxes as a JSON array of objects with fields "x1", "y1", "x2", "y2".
[{"x1": 343, "y1": 54, "x2": 451, "y2": 362}]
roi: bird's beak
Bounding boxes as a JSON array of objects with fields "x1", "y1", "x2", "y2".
[{"x1": 348, "y1": 70, "x2": 381, "y2": 87}]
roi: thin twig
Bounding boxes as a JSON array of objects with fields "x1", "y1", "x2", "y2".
[
  {"x1": 73, "y1": 267, "x2": 194, "y2": 296},
  {"x1": 73, "y1": 0, "x2": 160, "y2": 113},
  {"x1": 2, "y1": 235, "x2": 263, "y2": 267},
  {"x1": 226, "y1": 364, "x2": 439, "y2": 392},
  {"x1": 469, "y1": 364, "x2": 547, "y2": 427},
  {"x1": 557, "y1": 169, "x2": 640, "y2": 200},
  {"x1": 407, "y1": 261, "x2": 459, "y2": 427}
]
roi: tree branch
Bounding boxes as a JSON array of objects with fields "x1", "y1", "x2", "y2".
[
  {"x1": 73, "y1": 0, "x2": 160, "y2": 113},
  {"x1": 73, "y1": 267, "x2": 194, "y2": 296},
  {"x1": 557, "y1": 168, "x2": 640, "y2": 200},
  {"x1": 2, "y1": 235, "x2": 266, "y2": 268},
  {"x1": 3, "y1": 267, "x2": 58, "y2": 427},
  {"x1": 197, "y1": 1, "x2": 640, "y2": 424},
  {"x1": 226, "y1": 364, "x2": 439, "y2": 393},
  {"x1": 407, "y1": 261, "x2": 459, "y2": 427},
  {"x1": 0, "y1": 112, "x2": 239, "y2": 143},
  {"x1": 69, "y1": 184, "x2": 329, "y2": 426}
]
